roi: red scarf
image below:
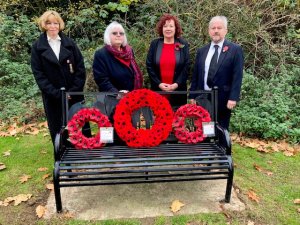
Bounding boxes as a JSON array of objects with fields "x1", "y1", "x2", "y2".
[{"x1": 105, "y1": 45, "x2": 143, "y2": 89}]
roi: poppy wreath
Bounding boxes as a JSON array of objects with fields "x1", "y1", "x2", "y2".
[
  {"x1": 67, "y1": 108, "x2": 112, "y2": 149},
  {"x1": 113, "y1": 89, "x2": 174, "y2": 148},
  {"x1": 172, "y1": 104, "x2": 211, "y2": 144}
]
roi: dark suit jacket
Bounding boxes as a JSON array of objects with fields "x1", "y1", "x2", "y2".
[
  {"x1": 31, "y1": 32, "x2": 86, "y2": 99},
  {"x1": 146, "y1": 37, "x2": 190, "y2": 91},
  {"x1": 190, "y1": 39, "x2": 244, "y2": 110},
  {"x1": 93, "y1": 47, "x2": 135, "y2": 92}
]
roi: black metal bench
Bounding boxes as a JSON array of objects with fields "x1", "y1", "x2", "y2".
[{"x1": 53, "y1": 89, "x2": 233, "y2": 213}]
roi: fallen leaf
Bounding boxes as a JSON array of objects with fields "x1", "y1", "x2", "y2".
[
  {"x1": 42, "y1": 174, "x2": 50, "y2": 180},
  {"x1": 46, "y1": 183, "x2": 54, "y2": 190},
  {"x1": 0, "y1": 198, "x2": 13, "y2": 206},
  {"x1": 253, "y1": 163, "x2": 273, "y2": 176},
  {"x1": 265, "y1": 171, "x2": 273, "y2": 176},
  {"x1": 3, "y1": 150, "x2": 11, "y2": 157},
  {"x1": 25, "y1": 128, "x2": 39, "y2": 135},
  {"x1": 170, "y1": 200, "x2": 185, "y2": 213},
  {"x1": 63, "y1": 211, "x2": 75, "y2": 218},
  {"x1": 43, "y1": 133, "x2": 49, "y2": 137},
  {"x1": 36, "y1": 205, "x2": 46, "y2": 218},
  {"x1": 0, "y1": 201, "x2": 7, "y2": 206},
  {"x1": 0, "y1": 162, "x2": 6, "y2": 171},
  {"x1": 283, "y1": 151, "x2": 294, "y2": 157},
  {"x1": 257, "y1": 145, "x2": 269, "y2": 153},
  {"x1": 8, "y1": 126, "x2": 17, "y2": 136},
  {"x1": 20, "y1": 174, "x2": 32, "y2": 183},
  {"x1": 38, "y1": 121, "x2": 48, "y2": 128},
  {"x1": 294, "y1": 199, "x2": 300, "y2": 204},
  {"x1": 219, "y1": 204, "x2": 231, "y2": 218},
  {"x1": 253, "y1": 163, "x2": 263, "y2": 172},
  {"x1": 2, "y1": 194, "x2": 33, "y2": 206},
  {"x1": 247, "y1": 190, "x2": 260, "y2": 203},
  {"x1": 247, "y1": 220, "x2": 255, "y2": 225},
  {"x1": 15, "y1": 194, "x2": 32, "y2": 205},
  {"x1": 38, "y1": 167, "x2": 48, "y2": 172},
  {"x1": 246, "y1": 142, "x2": 261, "y2": 149}
]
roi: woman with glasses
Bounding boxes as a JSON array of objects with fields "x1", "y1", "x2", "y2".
[
  {"x1": 31, "y1": 10, "x2": 86, "y2": 145},
  {"x1": 146, "y1": 14, "x2": 190, "y2": 107},
  {"x1": 93, "y1": 21, "x2": 143, "y2": 92}
]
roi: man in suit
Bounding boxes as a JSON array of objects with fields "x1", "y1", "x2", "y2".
[{"x1": 189, "y1": 16, "x2": 244, "y2": 130}]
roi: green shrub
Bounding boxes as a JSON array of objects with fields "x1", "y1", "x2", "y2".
[
  {"x1": 231, "y1": 65, "x2": 300, "y2": 143},
  {"x1": 0, "y1": 13, "x2": 43, "y2": 123}
]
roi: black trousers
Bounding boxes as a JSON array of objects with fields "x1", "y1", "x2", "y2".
[
  {"x1": 42, "y1": 94, "x2": 90, "y2": 146},
  {"x1": 218, "y1": 105, "x2": 232, "y2": 131}
]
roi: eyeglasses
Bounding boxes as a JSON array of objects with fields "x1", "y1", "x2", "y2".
[{"x1": 112, "y1": 31, "x2": 125, "y2": 36}]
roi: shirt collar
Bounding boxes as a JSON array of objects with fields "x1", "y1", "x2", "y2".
[
  {"x1": 47, "y1": 35, "x2": 61, "y2": 42},
  {"x1": 210, "y1": 39, "x2": 225, "y2": 49}
]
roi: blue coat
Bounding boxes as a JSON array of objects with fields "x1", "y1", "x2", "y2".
[
  {"x1": 93, "y1": 47, "x2": 135, "y2": 92},
  {"x1": 189, "y1": 39, "x2": 244, "y2": 129}
]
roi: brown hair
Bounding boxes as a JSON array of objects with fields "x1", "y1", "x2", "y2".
[
  {"x1": 38, "y1": 10, "x2": 65, "y2": 32},
  {"x1": 156, "y1": 14, "x2": 183, "y2": 38}
]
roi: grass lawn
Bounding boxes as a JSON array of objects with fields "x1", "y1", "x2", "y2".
[{"x1": 0, "y1": 134, "x2": 299, "y2": 225}]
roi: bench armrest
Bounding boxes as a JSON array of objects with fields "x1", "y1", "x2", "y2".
[
  {"x1": 54, "y1": 128, "x2": 68, "y2": 161},
  {"x1": 216, "y1": 124, "x2": 232, "y2": 155}
]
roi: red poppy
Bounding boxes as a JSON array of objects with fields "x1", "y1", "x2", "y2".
[{"x1": 223, "y1": 46, "x2": 229, "y2": 52}]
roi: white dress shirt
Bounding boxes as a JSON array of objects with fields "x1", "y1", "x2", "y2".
[
  {"x1": 47, "y1": 35, "x2": 61, "y2": 60},
  {"x1": 204, "y1": 39, "x2": 225, "y2": 90}
]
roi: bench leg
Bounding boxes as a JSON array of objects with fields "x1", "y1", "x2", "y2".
[
  {"x1": 225, "y1": 157, "x2": 234, "y2": 203},
  {"x1": 53, "y1": 165, "x2": 63, "y2": 213}
]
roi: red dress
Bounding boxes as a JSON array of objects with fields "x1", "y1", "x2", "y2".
[{"x1": 160, "y1": 43, "x2": 175, "y2": 84}]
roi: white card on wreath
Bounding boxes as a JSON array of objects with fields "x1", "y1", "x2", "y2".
[
  {"x1": 202, "y1": 122, "x2": 215, "y2": 137},
  {"x1": 100, "y1": 127, "x2": 114, "y2": 143}
]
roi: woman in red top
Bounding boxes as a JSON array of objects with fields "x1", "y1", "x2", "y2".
[{"x1": 146, "y1": 14, "x2": 190, "y2": 107}]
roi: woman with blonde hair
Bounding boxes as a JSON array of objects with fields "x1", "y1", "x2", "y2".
[{"x1": 31, "y1": 10, "x2": 86, "y2": 145}]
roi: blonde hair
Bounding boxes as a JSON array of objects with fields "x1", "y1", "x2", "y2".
[
  {"x1": 103, "y1": 21, "x2": 128, "y2": 47},
  {"x1": 38, "y1": 10, "x2": 65, "y2": 32}
]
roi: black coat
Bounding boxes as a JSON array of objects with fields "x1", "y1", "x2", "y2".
[
  {"x1": 93, "y1": 47, "x2": 135, "y2": 92},
  {"x1": 146, "y1": 37, "x2": 190, "y2": 106},
  {"x1": 146, "y1": 38, "x2": 190, "y2": 91},
  {"x1": 31, "y1": 32, "x2": 86, "y2": 143},
  {"x1": 31, "y1": 32, "x2": 86, "y2": 99}
]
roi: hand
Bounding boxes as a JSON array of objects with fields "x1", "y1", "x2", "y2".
[
  {"x1": 169, "y1": 83, "x2": 178, "y2": 91},
  {"x1": 117, "y1": 90, "x2": 129, "y2": 99},
  {"x1": 189, "y1": 99, "x2": 196, "y2": 104},
  {"x1": 227, "y1": 100, "x2": 237, "y2": 110},
  {"x1": 159, "y1": 83, "x2": 171, "y2": 91}
]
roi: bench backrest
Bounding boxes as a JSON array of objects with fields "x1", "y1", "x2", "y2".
[{"x1": 62, "y1": 89, "x2": 219, "y2": 145}]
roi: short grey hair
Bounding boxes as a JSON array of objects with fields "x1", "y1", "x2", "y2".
[
  {"x1": 209, "y1": 16, "x2": 228, "y2": 29},
  {"x1": 103, "y1": 21, "x2": 128, "y2": 46}
]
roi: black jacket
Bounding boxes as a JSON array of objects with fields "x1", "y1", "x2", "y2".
[
  {"x1": 146, "y1": 37, "x2": 190, "y2": 91},
  {"x1": 93, "y1": 47, "x2": 135, "y2": 92},
  {"x1": 31, "y1": 32, "x2": 86, "y2": 99}
]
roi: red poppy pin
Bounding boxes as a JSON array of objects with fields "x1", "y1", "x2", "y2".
[
  {"x1": 175, "y1": 43, "x2": 185, "y2": 51},
  {"x1": 222, "y1": 46, "x2": 229, "y2": 52}
]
